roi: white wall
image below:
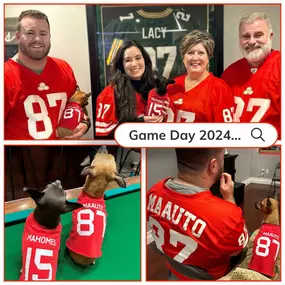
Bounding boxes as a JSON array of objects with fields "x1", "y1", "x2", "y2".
[
  {"x1": 147, "y1": 148, "x2": 177, "y2": 190},
  {"x1": 5, "y1": 5, "x2": 94, "y2": 139},
  {"x1": 229, "y1": 148, "x2": 280, "y2": 181},
  {"x1": 224, "y1": 4, "x2": 280, "y2": 69},
  {"x1": 147, "y1": 148, "x2": 280, "y2": 189}
]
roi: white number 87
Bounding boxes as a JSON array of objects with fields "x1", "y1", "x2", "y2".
[
  {"x1": 149, "y1": 216, "x2": 198, "y2": 263},
  {"x1": 76, "y1": 208, "x2": 106, "y2": 237}
]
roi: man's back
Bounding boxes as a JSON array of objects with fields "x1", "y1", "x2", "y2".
[{"x1": 147, "y1": 178, "x2": 248, "y2": 280}]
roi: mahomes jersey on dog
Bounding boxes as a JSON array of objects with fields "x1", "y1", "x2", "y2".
[
  {"x1": 166, "y1": 74, "x2": 235, "y2": 122},
  {"x1": 66, "y1": 192, "x2": 107, "y2": 258},
  {"x1": 147, "y1": 178, "x2": 248, "y2": 280},
  {"x1": 222, "y1": 50, "x2": 280, "y2": 138},
  {"x1": 248, "y1": 223, "x2": 280, "y2": 277},
  {"x1": 5, "y1": 57, "x2": 77, "y2": 140},
  {"x1": 20, "y1": 213, "x2": 62, "y2": 281},
  {"x1": 95, "y1": 85, "x2": 146, "y2": 136}
]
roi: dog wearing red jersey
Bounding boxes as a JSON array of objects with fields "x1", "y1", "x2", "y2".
[
  {"x1": 20, "y1": 180, "x2": 82, "y2": 281},
  {"x1": 66, "y1": 146, "x2": 126, "y2": 266},
  {"x1": 220, "y1": 195, "x2": 280, "y2": 280},
  {"x1": 57, "y1": 88, "x2": 91, "y2": 138}
]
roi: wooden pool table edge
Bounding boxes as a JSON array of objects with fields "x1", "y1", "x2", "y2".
[{"x1": 5, "y1": 176, "x2": 140, "y2": 223}]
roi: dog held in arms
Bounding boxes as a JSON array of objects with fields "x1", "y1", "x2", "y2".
[
  {"x1": 220, "y1": 196, "x2": 280, "y2": 280},
  {"x1": 66, "y1": 146, "x2": 127, "y2": 266},
  {"x1": 57, "y1": 87, "x2": 91, "y2": 138},
  {"x1": 20, "y1": 180, "x2": 83, "y2": 281}
]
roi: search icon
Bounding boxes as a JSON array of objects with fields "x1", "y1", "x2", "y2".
[{"x1": 251, "y1": 128, "x2": 265, "y2": 142}]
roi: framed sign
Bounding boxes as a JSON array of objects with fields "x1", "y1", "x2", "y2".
[
  {"x1": 5, "y1": 17, "x2": 18, "y2": 61},
  {"x1": 259, "y1": 146, "x2": 281, "y2": 155}
]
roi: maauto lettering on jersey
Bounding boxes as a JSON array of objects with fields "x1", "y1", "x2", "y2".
[
  {"x1": 83, "y1": 202, "x2": 104, "y2": 210},
  {"x1": 148, "y1": 194, "x2": 207, "y2": 237}
]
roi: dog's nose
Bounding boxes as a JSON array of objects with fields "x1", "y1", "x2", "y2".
[{"x1": 97, "y1": 146, "x2": 108, "y2": 154}]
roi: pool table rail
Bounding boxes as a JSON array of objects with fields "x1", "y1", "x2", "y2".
[{"x1": 5, "y1": 176, "x2": 140, "y2": 217}]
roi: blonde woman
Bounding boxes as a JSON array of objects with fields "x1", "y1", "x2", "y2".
[{"x1": 167, "y1": 30, "x2": 235, "y2": 123}]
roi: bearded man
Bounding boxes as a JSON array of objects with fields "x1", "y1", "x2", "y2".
[
  {"x1": 222, "y1": 12, "x2": 280, "y2": 139},
  {"x1": 4, "y1": 9, "x2": 90, "y2": 140}
]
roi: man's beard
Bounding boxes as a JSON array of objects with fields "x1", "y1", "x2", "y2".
[
  {"x1": 240, "y1": 40, "x2": 272, "y2": 64},
  {"x1": 215, "y1": 165, "x2": 224, "y2": 184},
  {"x1": 19, "y1": 42, "x2": 51, "y2": 60}
]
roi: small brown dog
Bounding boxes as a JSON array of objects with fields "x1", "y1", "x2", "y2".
[
  {"x1": 57, "y1": 88, "x2": 91, "y2": 138},
  {"x1": 66, "y1": 146, "x2": 126, "y2": 266},
  {"x1": 220, "y1": 196, "x2": 280, "y2": 280}
]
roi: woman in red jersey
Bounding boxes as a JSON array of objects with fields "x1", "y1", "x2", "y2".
[{"x1": 166, "y1": 30, "x2": 235, "y2": 123}]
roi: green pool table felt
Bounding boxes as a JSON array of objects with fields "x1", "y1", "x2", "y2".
[{"x1": 5, "y1": 190, "x2": 140, "y2": 281}]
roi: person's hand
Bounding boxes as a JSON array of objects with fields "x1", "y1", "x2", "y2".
[
  {"x1": 220, "y1": 173, "x2": 235, "y2": 204},
  {"x1": 63, "y1": 123, "x2": 88, "y2": 140},
  {"x1": 161, "y1": 101, "x2": 170, "y2": 117},
  {"x1": 143, "y1": 115, "x2": 164, "y2": 123}
]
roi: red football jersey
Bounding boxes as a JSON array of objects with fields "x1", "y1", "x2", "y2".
[
  {"x1": 66, "y1": 192, "x2": 107, "y2": 258},
  {"x1": 95, "y1": 85, "x2": 146, "y2": 136},
  {"x1": 20, "y1": 213, "x2": 62, "y2": 281},
  {"x1": 248, "y1": 223, "x2": 280, "y2": 277},
  {"x1": 147, "y1": 178, "x2": 248, "y2": 280},
  {"x1": 57, "y1": 102, "x2": 85, "y2": 131},
  {"x1": 5, "y1": 57, "x2": 77, "y2": 140},
  {"x1": 146, "y1": 88, "x2": 169, "y2": 116},
  {"x1": 222, "y1": 50, "x2": 280, "y2": 138},
  {"x1": 166, "y1": 74, "x2": 235, "y2": 122}
]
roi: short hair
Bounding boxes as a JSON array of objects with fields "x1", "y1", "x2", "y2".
[
  {"x1": 175, "y1": 148, "x2": 224, "y2": 173},
  {"x1": 179, "y1": 30, "x2": 215, "y2": 59},
  {"x1": 17, "y1": 10, "x2": 50, "y2": 31},
  {"x1": 239, "y1": 12, "x2": 273, "y2": 34}
]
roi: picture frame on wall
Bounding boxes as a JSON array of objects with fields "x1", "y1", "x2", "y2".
[
  {"x1": 259, "y1": 146, "x2": 281, "y2": 155},
  {"x1": 5, "y1": 17, "x2": 18, "y2": 62},
  {"x1": 86, "y1": 4, "x2": 224, "y2": 137}
]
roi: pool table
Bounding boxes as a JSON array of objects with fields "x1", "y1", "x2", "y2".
[{"x1": 5, "y1": 176, "x2": 141, "y2": 281}]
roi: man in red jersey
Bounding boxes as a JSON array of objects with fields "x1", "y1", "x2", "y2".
[
  {"x1": 147, "y1": 148, "x2": 248, "y2": 280},
  {"x1": 222, "y1": 12, "x2": 280, "y2": 139},
  {"x1": 5, "y1": 10, "x2": 90, "y2": 140}
]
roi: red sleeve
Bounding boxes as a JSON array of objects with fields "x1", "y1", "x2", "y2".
[
  {"x1": 4, "y1": 62, "x2": 15, "y2": 119},
  {"x1": 95, "y1": 86, "x2": 118, "y2": 136},
  {"x1": 211, "y1": 79, "x2": 235, "y2": 122},
  {"x1": 215, "y1": 214, "x2": 248, "y2": 256},
  {"x1": 53, "y1": 58, "x2": 77, "y2": 97}
]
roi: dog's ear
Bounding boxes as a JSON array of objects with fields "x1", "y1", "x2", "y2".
[
  {"x1": 97, "y1": 146, "x2": 108, "y2": 154},
  {"x1": 86, "y1": 92, "x2": 92, "y2": 98},
  {"x1": 81, "y1": 166, "x2": 93, "y2": 176},
  {"x1": 266, "y1": 197, "x2": 273, "y2": 210},
  {"x1": 24, "y1": 187, "x2": 45, "y2": 204},
  {"x1": 65, "y1": 200, "x2": 83, "y2": 213},
  {"x1": 273, "y1": 192, "x2": 280, "y2": 202},
  {"x1": 167, "y1": 78, "x2": 175, "y2": 84},
  {"x1": 114, "y1": 172, "x2": 127, "y2": 188}
]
